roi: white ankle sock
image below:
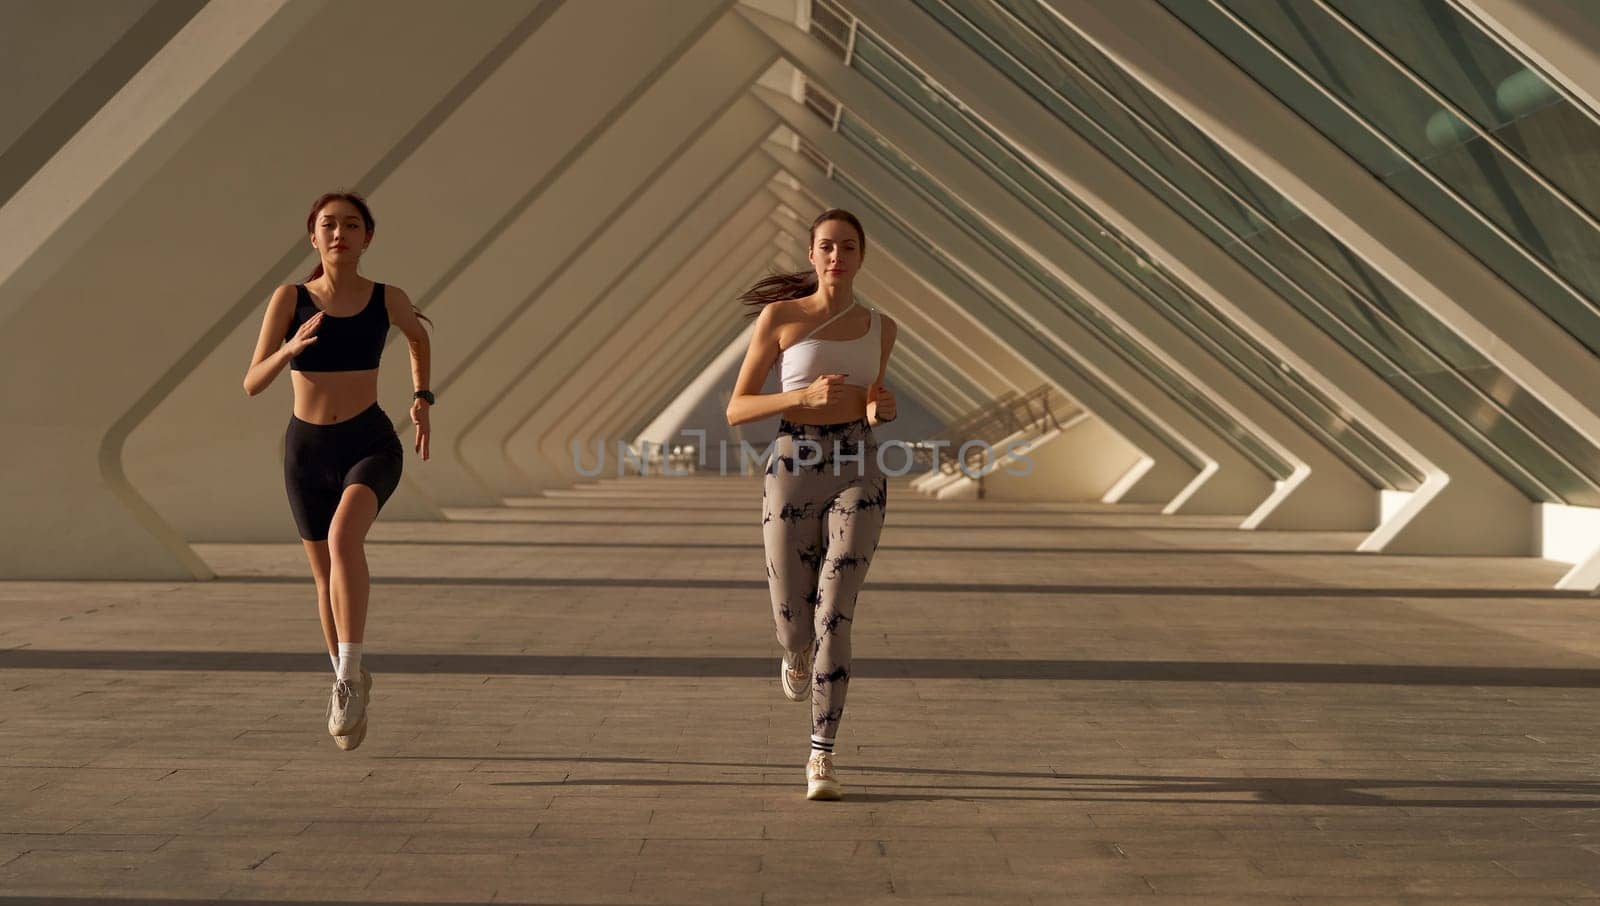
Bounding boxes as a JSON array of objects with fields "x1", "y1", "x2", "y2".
[
  {"x1": 336, "y1": 642, "x2": 362, "y2": 682},
  {"x1": 329, "y1": 651, "x2": 338, "y2": 673},
  {"x1": 810, "y1": 734, "x2": 835, "y2": 758}
]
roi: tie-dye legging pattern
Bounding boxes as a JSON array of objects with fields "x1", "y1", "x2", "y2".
[{"x1": 762, "y1": 418, "x2": 888, "y2": 741}]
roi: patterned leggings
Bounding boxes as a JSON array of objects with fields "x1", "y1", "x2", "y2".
[{"x1": 762, "y1": 418, "x2": 888, "y2": 740}]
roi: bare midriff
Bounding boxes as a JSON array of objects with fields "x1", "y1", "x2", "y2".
[
  {"x1": 780, "y1": 384, "x2": 870, "y2": 426},
  {"x1": 291, "y1": 370, "x2": 381, "y2": 424}
]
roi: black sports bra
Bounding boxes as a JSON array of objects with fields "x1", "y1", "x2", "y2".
[{"x1": 286, "y1": 282, "x2": 389, "y2": 372}]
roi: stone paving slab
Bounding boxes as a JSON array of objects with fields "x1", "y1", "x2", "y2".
[{"x1": 1, "y1": 476, "x2": 1598, "y2": 903}]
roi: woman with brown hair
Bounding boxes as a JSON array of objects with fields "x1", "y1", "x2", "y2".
[
  {"x1": 726, "y1": 208, "x2": 897, "y2": 800},
  {"x1": 243, "y1": 191, "x2": 434, "y2": 751}
]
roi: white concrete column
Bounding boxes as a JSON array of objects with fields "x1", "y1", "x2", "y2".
[
  {"x1": 0, "y1": 0, "x2": 537, "y2": 578},
  {"x1": 740, "y1": 15, "x2": 1379, "y2": 530},
  {"x1": 580, "y1": 262, "x2": 776, "y2": 463},
  {"x1": 1038, "y1": 0, "x2": 1563, "y2": 552},
  {"x1": 459, "y1": 101, "x2": 780, "y2": 498},
  {"x1": 635, "y1": 323, "x2": 755, "y2": 455},
  {"x1": 405, "y1": 15, "x2": 777, "y2": 505},
  {"x1": 1048, "y1": 0, "x2": 1600, "y2": 450},
  {"x1": 516, "y1": 197, "x2": 783, "y2": 489},
  {"x1": 527, "y1": 219, "x2": 787, "y2": 488},
  {"x1": 0, "y1": 0, "x2": 205, "y2": 205},
  {"x1": 845, "y1": 0, "x2": 1533, "y2": 555},
  {"x1": 765, "y1": 138, "x2": 1272, "y2": 517},
  {"x1": 491, "y1": 152, "x2": 777, "y2": 488},
  {"x1": 889, "y1": 332, "x2": 985, "y2": 414},
  {"x1": 130, "y1": 0, "x2": 691, "y2": 540},
  {"x1": 771, "y1": 178, "x2": 1172, "y2": 504},
  {"x1": 855, "y1": 250, "x2": 1149, "y2": 502}
]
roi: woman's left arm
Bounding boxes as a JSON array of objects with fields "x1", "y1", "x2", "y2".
[
  {"x1": 386, "y1": 286, "x2": 433, "y2": 461},
  {"x1": 867, "y1": 314, "x2": 898, "y2": 427}
]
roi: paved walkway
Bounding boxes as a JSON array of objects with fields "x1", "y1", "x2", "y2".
[{"x1": 3, "y1": 475, "x2": 1599, "y2": 904}]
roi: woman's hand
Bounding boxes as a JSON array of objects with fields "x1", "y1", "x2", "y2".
[
  {"x1": 800, "y1": 373, "x2": 849, "y2": 409},
  {"x1": 411, "y1": 398, "x2": 431, "y2": 461},
  {"x1": 284, "y1": 311, "x2": 323, "y2": 356},
  {"x1": 869, "y1": 384, "x2": 897, "y2": 424}
]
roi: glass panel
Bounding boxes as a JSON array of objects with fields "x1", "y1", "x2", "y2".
[
  {"x1": 1173, "y1": 0, "x2": 1600, "y2": 361},
  {"x1": 839, "y1": 109, "x2": 1293, "y2": 479},
  {"x1": 802, "y1": 82, "x2": 840, "y2": 127},
  {"x1": 904, "y1": 0, "x2": 1600, "y2": 503},
  {"x1": 1153, "y1": 0, "x2": 1600, "y2": 493},
  {"x1": 832, "y1": 166, "x2": 1208, "y2": 470},
  {"x1": 809, "y1": 0, "x2": 852, "y2": 58},
  {"x1": 852, "y1": 28, "x2": 1418, "y2": 488},
  {"x1": 1328, "y1": 0, "x2": 1600, "y2": 220},
  {"x1": 796, "y1": 137, "x2": 832, "y2": 176}
]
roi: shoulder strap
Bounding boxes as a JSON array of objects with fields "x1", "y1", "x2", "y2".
[
  {"x1": 286, "y1": 285, "x2": 308, "y2": 340},
  {"x1": 798, "y1": 301, "x2": 860, "y2": 342}
]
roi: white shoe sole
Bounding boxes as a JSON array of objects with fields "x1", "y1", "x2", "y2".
[
  {"x1": 333, "y1": 715, "x2": 367, "y2": 751},
  {"x1": 806, "y1": 779, "x2": 842, "y2": 801},
  {"x1": 328, "y1": 702, "x2": 366, "y2": 736}
]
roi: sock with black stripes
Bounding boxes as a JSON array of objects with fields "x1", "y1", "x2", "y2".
[{"x1": 810, "y1": 734, "x2": 835, "y2": 759}]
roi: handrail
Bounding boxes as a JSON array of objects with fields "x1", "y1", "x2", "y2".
[{"x1": 910, "y1": 384, "x2": 1076, "y2": 475}]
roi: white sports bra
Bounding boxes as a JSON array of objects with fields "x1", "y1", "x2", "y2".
[{"x1": 777, "y1": 302, "x2": 882, "y2": 392}]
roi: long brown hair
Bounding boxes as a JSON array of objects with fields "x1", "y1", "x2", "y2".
[
  {"x1": 304, "y1": 190, "x2": 432, "y2": 328},
  {"x1": 740, "y1": 208, "x2": 866, "y2": 315}
]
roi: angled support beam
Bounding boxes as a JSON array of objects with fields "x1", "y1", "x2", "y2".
[
  {"x1": 1049, "y1": 0, "x2": 1600, "y2": 445},
  {"x1": 763, "y1": 131, "x2": 1274, "y2": 517},
  {"x1": 537, "y1": 237, "x2": 785, "y2": 487},
  {"x1": 456, "y1": 99, "x2": 780, "y2": 498},
  {"x1": 593, "y1": 261, "x2": 776, "y2": 454},
  {"x1": 0, "y1": 0, "x2": 208, "y2": 208},
  {"x1": 485, "y1": 150, "x2": 779, "y2": 489},
  {"x1": 771, "y1": 176, "x2": 1164, "y2": 505},
  {"x1": 845, "y1": 0, "x2": 1532, "y2": 555},
  {"x1": 633, "y1": 322, "x2": 756, "y2": 454},
  {"x1": 740, "y1": 11, "x2": 1379, "y2": 530},
  {"x1": 0, "y1": 0, "x2": 539, "y2": 578},
  {"x1": 517, "y1": 194, "x2": 783, "y2": 489},
  {"x1": 128, "y1": 0, "x2": 718, "y2": 539},
  {"x1": 396, "y1": 13, "x2": 773, "y2": 506}
]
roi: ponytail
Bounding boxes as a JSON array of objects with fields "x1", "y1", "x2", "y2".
[
  {"x1": 739, "y1": 270, "x2": 818, "y2": 316},
  {"x1": 737, "y1": 207, "x2": 864, "y2": 317}
]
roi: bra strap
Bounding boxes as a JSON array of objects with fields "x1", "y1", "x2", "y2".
[{"x1": 798, "y1": 301, "x2": 860, "y2": 342}]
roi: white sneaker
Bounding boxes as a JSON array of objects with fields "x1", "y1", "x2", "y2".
[
  {"x1": 332, "y1": 668, "x2": 372, "y2": 751},
  {"x1": 780, "y1": 646, "x2": 812, "y2": 703},
  {"x1": 806, "y1": 752, "x2": 842, "y2": 801},
  {"x1": 327, "y1": 673, "x2": 366, "y2": 737}
]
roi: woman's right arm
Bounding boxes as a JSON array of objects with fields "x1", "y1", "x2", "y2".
[
  {"x1": 726, "y1": 306, "x2": 793, "y2": 426},
  {"x1": 725, "y1": 305, "x2": 844, "y2": 426},
  {"x1": 243, "y1": 285, "x2": 317, "y2": 396}
]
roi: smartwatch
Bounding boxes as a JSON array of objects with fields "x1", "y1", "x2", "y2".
[{"x1": 413, "y1": 389, "x2": 435, "y2": 405}]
